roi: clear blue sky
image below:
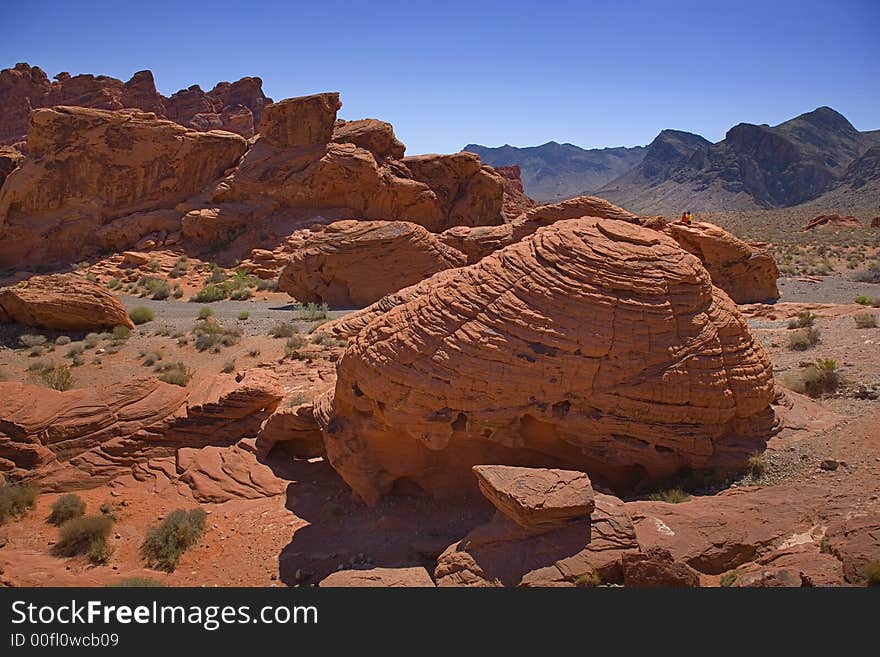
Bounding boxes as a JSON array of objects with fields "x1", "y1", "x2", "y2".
[{"x1": 3, "y1": 0, "x2": 878, "y2": 154}]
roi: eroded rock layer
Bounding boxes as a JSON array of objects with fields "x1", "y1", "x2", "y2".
[
  {"x1": 324, "y1": 217, "x2": 777, "y2": 503},
  {"x1": 277, "y1": 220, "x2": 467, "y2": 306}
]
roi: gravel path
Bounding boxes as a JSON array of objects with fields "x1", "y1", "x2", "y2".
[{"x1": 778, "y1": 274, "x2": 880, "y2": 304}]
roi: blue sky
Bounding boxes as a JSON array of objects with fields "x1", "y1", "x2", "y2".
[{"x1": 3, "y1": 0, "x2": 878, "y2": 154}]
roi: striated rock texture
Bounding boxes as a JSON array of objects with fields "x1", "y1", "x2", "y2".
[
  {"x1": 0, "y1": 63, "x2": 271, "y2": 144},
  {"x1": 658, "y1": 221, "x2": 780, "y2": 303},
  {"x1": 0, "y1": 106, "x2": 246, "y2": 266},
  {"x1": 496, "y1": 165, "x2": 537, "y2": 220},
  {"x1": 332, "y1": 118, "x2": 405, "y2": 160},
  {"x1": 319, "y1": 566, "x2": 435, "y2": 587},
  {"x1": 621, "y1": 547, "x2": 700, "y2": 587},
  {"x1": 259, "y1": 93, "x2": 341, "y2": 149},
  {"x1": 440, "y1": 195, "x2": 640, "y2": 264},
  {"x1": 277, "y1": 220, "x2": 467, "y2": 306},
  {"x1": 323, "y1": 217, "x2": 777, "y2": 504},
  {"x1": 0, "y1": 273, "x2": 134, "y2": 330},
  {"x1": 802, "y1": 214, "x2": 862, "y2": 231},
  {"x1": 0, "y1": 370, "x2": 283, "y2": 491}
]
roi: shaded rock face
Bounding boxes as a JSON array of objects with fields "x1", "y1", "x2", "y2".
[
  {"x1": 0, "y1": 63, "x2": 271, "y2": 144},
  {"x1": 0, "y1": 146, "x2": 23, "y2": 189},
  {"x1": 621, "y1": 546, "x2": 700, "y2": 588},
  {"x1": 494, "y1": 165, "x2": 536, "y2": 220},
  {"x1": 0, "y1": 106, "x2": 247, "y2": 267},
  {"x1": 435, "y1": 492, "x2": 639, "y2": 587},
  {"x1": 0, "y1": 273, "x2": 134, "y2": 330},
  {"x1": 0, "y1": 370, "x2": 283, "y2": 491},
  {"x1": 259, "y1": 93, "x2": 341, "y2": 149},
  {"x1": 277, "y1": 220, "x2": 467, "y2": 306},
  {"x1": 659, "y1": 220, "x2": 780, "y2": 304},
  {"x1": 324, "y1": 217, "x2": 777, "y2": 504}
]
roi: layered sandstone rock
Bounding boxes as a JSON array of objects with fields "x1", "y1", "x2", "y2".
[
  {"x1": 256, "y1": 402, "x2": 327, "y2": 459},
  {"x1": 259, "y1": 93, "x2": 341, "y2": 149},
  {"x1": 621, "y1": 546, "x2": 700, "y2": 587},
  {"x1": 0, "y1": 63, "x2": 271, "y2": 144},
  {"x1": 0, "y1": 370, "x2": 283, "y2": 490},
  {"x1": 802, "y1": 214, "x2": 862, "y2": 230},
  {"x1": 472, "y1": 465, "x2": 595, "y2": 532},
  {"x1": 277, "y1": 220, "x2": 467, "y2": 306},
  {"x1": 0, "y1": 106, "x2": 246, "y2": 266},
  {"x1": 176, "y1": 441, "x2": 286, "y2": 503},
  {"x1": 0, "y1": 273, "x2": 133, "y2": 330},
  {"x1": 324, "y1": 217, "x2": 777, "y2": 504},
  {"x1": 332, "y1": 118, "x2": 405, "y2": 160},
  {"x1": 0, "y1": 146, "x2": 23, "y2": 188},
  {"x1": 435, "y1": 492, "x2": 639, "y2": 586},
  {"x1": 495, "y1": 165, "x2": 536, "y2": 220},
  {"x1": 659, "y1": 221, "x2": 780, "y2": 303}
]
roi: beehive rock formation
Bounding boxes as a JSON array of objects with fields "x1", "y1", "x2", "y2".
[
  {"x1": 0, "y1": 273, "x2": 134, "y2": 330},
  {"x1": 277, "y1": 220, "x2": 467, "y2": 306},
  {"x1": 658, "y1": 221, "x2": 780, "y2": 303},
  {"x1": 332, "y1": 118, "x2": 405, "y2": 160},
  {"x1": 323, "y1": 217, "x2": 777, "y2": 504},
  {"x1": 0, "y1": 106, "x2": 247, "y2": 266}
]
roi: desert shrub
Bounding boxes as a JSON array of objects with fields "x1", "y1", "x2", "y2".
[
  {"x1": 237, "y1": 311, "x2": 250, "y2": 320},
  {"x1": 140, "y1": 508, "x2": 207, "y2": 572},
  {"x1": 84, "y1": 333, "x2": 101, "y2": 349},
  {"x1": 720, "y1": 572, "x2": 738, "y2": 587},
  {"x1": 151, "y1": 280, "x2": 170, "y2": 300},
  {"x1": 19, "y1": 334, "x2": 47, "y2": 348},
  {"x1": 65, "y1": 344, "x2": 84, "y2": 359},
  {"x1": 853, "y1": 263, "x2": 880, "y2": 283},
  {"x1": 854, "y1": 313, "x2": 877, "y2": 329},
  {"x1": 172, "y1": 286, "x2": 183, "y2": 299},
  {"x1": 193, "y1": 283, "x2": 227, "y2": 303},
  {"x1": 169, "y1": 259, "x2": 188, "y2": 279},
  {"x1": 230, "y1": 287, "x2": 253, "y2": 301},
  {"x1": 0, "y1": 482, "x2": 38, "y2": 524},
  {"x1": 106, "y1": 277, "x2": 122, "y2": 290},
  {"x1": 864, "y1": 561, "x2": 880, "y2": 586},
  {"x1": 142, "y1": 352, "x2": 162, "y2": 367},
  {"x1": 855, "y1": 294, "x2": 871, "y2": 305},
  {"x1": 129, "y1": 306, "x2": 155, "y2": 325},
  {"x1": 746, "y1": 452, "x2": 765, "y2": 477},
  {"x1": 156, "y1": 362, "x2": 192, "y2": 387},
  {"x1": 787, "y1": 327, "x2": 820, "y2": 351},
  {"x1": 198, "y1": 306, "x2": 214, "y2": 320},
  {"x1": 54, "y1": 335, "x2": 71, "y2": 346},
  {"x1": 573, "y1": 572, "x2": 601, "y2": 587},
  {"x1": 787, "y1": 311, "x2": 816, "y2": 329},
  {"x1": 221, "y1": 360, "x2": 236, "y2": 373},
  {"x1": 293, "y1": 302, "x2": 329, "y2": 321},
  {"x1": 40, "y1": 363, "x2": 73, "y2": 391},
  {"x1": 53, "y1": 514, "x2": 113, "y2": 564},
  {"x1": 256, "y1": 278, "x2": 278, "y2": 291},
  {"x1": 27, "y1": 359, "x2": 51, "y2": 372},
  {"x1": 28, "y1": 346, "x2": 44, "y2": 357},
  {"x1": 284, "y1": 335, "x2": 307, "y2": 358},
  {"x1": 112, "y1": 325, "x2": 131, "y2": 341},
  {"x1": 247, "y1": 348, "x2": 260, "y2": 357},
  {"x1": 48, "y1": 493, "x2": 86, "y2": 526},
  {"x1": 268, "y1": 322, "x2": 297, "y2": 338},
  {"x1": 785, "y1": 359, "x2": 840, "y2": 398},
  {"x1": 109, "y1": 577, "x2": 165, "y2": 587},
  {"x1": 648, "y1": 488, "x2": 689, "y2": 504}
]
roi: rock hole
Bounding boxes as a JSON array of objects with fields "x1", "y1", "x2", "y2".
[
  {"x1": 551, "y1": 400, "x2": 571, "y2": 418},
  {"x1": 451, "y1": 412, "x2": 468, "y2": 432}
]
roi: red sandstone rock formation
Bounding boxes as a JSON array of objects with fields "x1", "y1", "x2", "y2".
[
  {"x1": 0, "y1": 273, "x2": 134, "y2": 330},
  {"x1": 0, "y1": 106, "x2": 246, "y2": 266},
  {"x1": 0, "y1": 145, "x2": 23, "y2": 188},
  {"x1": 320, "y1": 566, "x2": 435, "y2": 587},
  {"x1": 802, "y1": 214, "x2": 862, "y2": 230},
  {"x1": 323, "y1": 217, "x2": 777, "y2": 504},
  {"x1": 495, "y1": 165, "x2": 536, "y2": 220},
  {"x1": 332, "y1": 118, "x2": 405, "y2": 160},
  {"x1": 0, "y1": 370, "x2": 283, "y2": 491},
  {"x1": 276, "y1": 220, "x2": 467, "y2": 306},
  {"x1": 0, "y1": 63, "x2": 271, "y2": 143}
]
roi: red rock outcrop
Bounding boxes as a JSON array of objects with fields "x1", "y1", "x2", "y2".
[
  {"x1": 659, "y1": 220, "x2": 780, "y2": 303},
  {"x1": 276, "y1": 220, "x2": 467, "y2": 306},
  {"x1": 332, "y1": 118, "x2": 405, "y2": 160},
  {"x1": 259, "y1": 93, "x2": 341, "y2": 149},
  {"x1": 256, "y1": 401, "x2": 327, "y2": 459},
  {"x1": 0, "y1": 106, "x2": 246, "y2": 266},
  {"x1": 0, "y1": 370, "x2": 283, "y2": 491},
  {"x1": 0, "y1": 63, "x2": 271, "y2": 144},
  {"x1": 621, "y1": 546, "x2": 700, "y2": 587},
  {"x1": 175, "y1": 441, "x2": 286, "y2": 503},
  {"x1": 495, "y1": 165, "x2": 536, "y2": 220},
  {"x1": 0, "y1": 145, "x2": 23, "y2": 188},
  {"x1": 802, "y1": 214, "x2": 862, "y2": 231},
  {"x1": 824, "y1": 513, "x2": 880, "y2": 584},
  {"x1": 871, "y1": 217, "x2": 880, "y2": 228},
  {"x1": 323, "y1": 217, "x2": 777, "y2": 504},
  {"x1": 0, "y1": 273, "x2": 133, "y2": 330},
  {"x1": 320, "y1": 566, "x2": 435, "y2": 587}
]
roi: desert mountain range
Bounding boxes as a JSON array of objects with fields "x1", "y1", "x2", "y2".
[{"x1": 468, "y1": 107, "x2": 880, "y2": 213}]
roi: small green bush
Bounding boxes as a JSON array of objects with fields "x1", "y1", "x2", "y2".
[
  {"x1": 198, "y1": 306, "x2": 215, "y2": 320},
  {"x1": 156, "y1": 362, "x2": 192, "y2": 387},
  {"x1": 854, "y1": 313, "x2": 877, "y2": 329},
  {"x1": 54, "y1": 335, "x2": 71, "y2": 346},
  {"x1": 112, "y1": 325, "x2": 132, "y2": 341},
  {"x1": 720, "y1": 572, "x2": 737, "y2": 587},
  {"x1": 53, "y1": 514, "x2": 113, "y2": 564},
  {"x1": 648, "y1": 488, "x2": 690, "y2": 503},
  {"x1": 84, "y1": 333, "x2": 101, "y2": 349},
  {"x1": 285, "y1": 335, "x2": 306, "y2": 358},
  {"x1": 855, "y1": 294, "x2": 871, "y2": 305},
  {"x1": 787, "y1": 311, "x2": 816, "y2": 329},
  {"x1": 65, "y1": 344, "x2": 84, "y2": 359},
  {"x1": 237, "y1": 311, "x2": 250, "y2": 320},
  {"x1": 788, "y1": 327, "x2": 820, "y2": 351},
  {"x1": 573, "y1": 571, "x2": 601, "y2": 587},
  {"x1": 746, "y1": 452, "x2": 765, "y2": 477},
  {"x1": 193, "y1": 283, "x2": 227, "y2": 303},
  {"x1": 221, "y1": 360, "x2": 236, "y2": 374},
  {"x1": 40, "y1": 363, "x2": 73, "y2": 391},
  {"x1": 48, "y1": 493, "x2": 86, "y2": 526},
  {"x1": 19, "y1": 334, "x2": 47, "y2": 348},
  {"x1": 0, "y1": 482, "x2": 38, "y2": 524},
  {"x1": 785, "y1": 359, "x2": 840, "y2": 398},
  {"x1": 106, "y1": 277, "x2": 122, "y2": 290},
  {"x1": 129, "y1": 306, "x2": 155, "y2": 325},
  {"x1": 269, "y1": 322, "x2": 297, "y2": 338},
  {"x1": 140, "y1": 508, "x2": 207, "y2": 572},
  {"x1": 864, "y1": 561, "x2": 880, "y2": 586}
]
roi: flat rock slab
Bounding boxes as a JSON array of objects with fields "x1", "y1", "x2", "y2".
[
  {"x1": 473, "y1": 465, "x2": 595, "y2": 531},
  {"x1": 319, "y1": 566, "x2": 435, "y2": 587}
]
